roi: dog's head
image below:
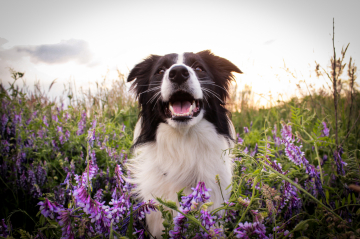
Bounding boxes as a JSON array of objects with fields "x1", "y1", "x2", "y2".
[{"x1": 128, "y1": 50, "x2": 242, "y2": 146}]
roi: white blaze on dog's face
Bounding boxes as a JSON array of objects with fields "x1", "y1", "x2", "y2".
[
  {"x1": 127, "y1": 50, "x2": 242, "y2": 147},
  {"x1": 161, "y1": 53, "x2": 205, "y2": 128}
]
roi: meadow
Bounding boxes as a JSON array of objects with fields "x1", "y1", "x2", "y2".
[{"x1": 0, "y1": 42, "x2": 359, "y2": 239}]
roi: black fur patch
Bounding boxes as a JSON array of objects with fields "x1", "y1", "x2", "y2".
[{"x1": 127, "y1": 50, "x2": 242, "y2": 148}]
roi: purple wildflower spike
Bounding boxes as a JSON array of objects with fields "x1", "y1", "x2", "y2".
[
  {"x1": 38, "y1": 198, "x2": 63, "y2": 220},
  {"x1": 77, "y1": 110, "x2": 87, "y2": 135},
  {"x1": 234, "y1": 221, "x2": 268, "y2": 239},
  {"x1": 244, "y1": 127, "x2": 249, "y2": 134},
  {"x1": 321, "y1": 122, "x2": 330, "y2": 137},
  {"x1": 0, "y1": 219, "x2": 9, "y2": 237},
  {"x1": 58, "y1": 209, "x2": 75, "y2": 239}
]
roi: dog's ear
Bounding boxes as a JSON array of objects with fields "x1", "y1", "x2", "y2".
[
  {"x1": 197, "y1": 50, "x2": 242, "y2": 102},
  {"x1": 197, "y1": 50, "x2": 242, "y2": 75},
  {"x1": 127, "y1": 55, "x2": 160, "y2": 97}
]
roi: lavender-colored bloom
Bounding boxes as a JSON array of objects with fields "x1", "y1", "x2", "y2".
[
  {"x1": 64, "y1": 112, "x2": 70, "y2": 122},
  {"x1": 321, "y1": 154, "x2": 328, "y2": 167},
  {"x1": 77, "y1": 111, "x2": 87, "y2": 135},
  {"x1": 94, "y1": 189, "x2": 104, "y2": 201},
  {"x1": 244, "y1": 127, "x2": 249, "y2": 134},
  {"x1": 38, "y1": 198, "x2": 63, "y2": 220},
  {"x1": 88, "y1": 128, "x2": 96, "y2": 147},
  {"x1": 58, "y1": 209, "x2": 75, "y2": 239},
  {"x1": 234, "y1": 221, "x2": 268, "y2": 239},
  {"x1": 36, "y1": 164, "x2": 47, "y2": 186},
  {"x1": 1, "y1": 140, "x2": 10, "y2": 153},
  {"x1": 14, "y1": 113, "x2": 22, "y2": 125},
  {"x1": 42, "y1": 116, "x2": 49, "y2": 127},
  {"x1": 65, "y1": 130, "x2": 70, "y2": 141},
  {"x1": 237, "y1": 133, "x2": 244, "y2": 145},
  {"x1": 250, "y1": 143, "x2": 258, "y2": 157},
  {"x1": 333, "y1": 149, "x2": 346, "y2": 176},
  {"x1": 0, "y1": 219, "x2": 9, "y2": 237},
  {"x1": 52, "y1": 114, "x2": 59, "y2": 123},
  {"x1": 180, "y1": 182, "x2": 211, "y2": 210},
  {"x1": 59, "y1": 134, "x2": 65, "y2": 145},
  {"x1": 133, "y1": 199, "x2": 157, "y2": 220},
  {"x1": 1, "y1": 114, "x2": 8, "y2": 134},
  {"x1": 91, "y1": 118, "x2": 97, "y2": 129},
  {"x1": 122, "y1": 124, "x2": 126, "y2": 132},
  {"x1": 198, "y1": 210, "x2": 216, "y2": 234},
  {"x1": 57, "y1": 126, "x2": 63, "y2": 133},
  {"x1": 170, "y1": 211, "x2": 189, "y2": 239},
  {"x1": 243, "y1": 147, "x2": 249, "y2": 155},
  {"x1": 52, "y1": 140, "x2": 59, "y2": 151},
  {"x1": 170, "y1": 182, "x2": 212, "y2": 238},
  {"x1": 321, "y1": 122, "x2": 330, "y2": 137}
]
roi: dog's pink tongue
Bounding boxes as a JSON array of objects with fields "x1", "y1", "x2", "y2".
[{"x1": 172, "y1": 101, "x2": 191, "y2": 114}]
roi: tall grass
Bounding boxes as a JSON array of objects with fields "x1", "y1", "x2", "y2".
[{"x1": 0, "y1": 28, "x2": 360, "y2": 238}]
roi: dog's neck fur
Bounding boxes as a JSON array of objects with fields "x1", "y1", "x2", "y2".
[{"x1": 128, "y1": 118, "x2": 233, "y2": 237}]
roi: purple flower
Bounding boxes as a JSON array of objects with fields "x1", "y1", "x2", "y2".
[
  {"x1": 333, "y1": 149, "x2": 346, "y2": 176},
  {"x1": 133, "y1": 199, "x2": 157, "y2": 220},
  {"x1": 94, "y1": 189, "x2": 104, "y2": 201},
  {"x1": 58, "y1": 209, "x2": 75, "y2": 239},
  {"x1": 321, "y1": 122, "x2": 330, "y2": 137},
  {"x1": 234, "y1": 221, "x2": 268, "y2": 239},
  {"x1": 180, "y1": 182, "x2": 211, "y2": 210},
  {"x1": 77, "y1": 111, "x2": 87, "y2": 135},
  {"x1": 170, "y1": 182, "x2": 212, "y2": 238},
  {"x1": 14, "y1": 113, "x2": 22, "y2": 125},
  {"x1": 0, "y1": 219, "x2": 9, "y2": 237},
  {"x1": 244, "y1": 127, "x2": 249, "y2": 134},
  {"x1": 38, "y1": 198, "x2": 63, "y2": 220},
  {"x1": 42, "y1": 116, "x2": 49, "y2": 127},
  {"x1": 1, "y1": 114, "x2": 8, "y2": 134},
  {"x1": 88, "y1": 129, "x2": 96, "y2": 147},
  {"x1": 65, "y1": 130, "x2": 70, "y2": 141},
  {"x1": 52, "y1": 114, "x2": 59, "y2": 123},
  {"x1": 237, "y1": 133, "x2": 244, "y2": 145},
  {"x1": 250, "y1": 143, "x2": 258, "y2": 157}
]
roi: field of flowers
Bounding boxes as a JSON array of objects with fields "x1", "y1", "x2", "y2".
[{"x1": 0, "y1": 45, "x2": 360, "y2": 238}]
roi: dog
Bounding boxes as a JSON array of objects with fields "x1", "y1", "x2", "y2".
[{"x1": 126, "y1": 50, "x2": 242, "y2": 238}]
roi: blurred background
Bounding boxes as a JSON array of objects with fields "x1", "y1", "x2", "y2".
[{"x1": 0, "y1": 0, "x2": 359, "y2": 107}]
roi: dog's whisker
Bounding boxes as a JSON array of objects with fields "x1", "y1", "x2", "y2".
[
  {"x1": 201, "y1": 90, "x2": 211, "y2": 108},
  {"x1": 152, "y1": 95, "x2": 161, "y2": 111},
  {"x1": 200, "y1": 82, "x2": 229, "y2": 94},
  {"x1": 139, "y1": 86, "x2": 161, "y2": 95},
  {"x1": 146, "y1": 91, "x2": 161, "y2": 104},
  {"x1": 202, "y1": 88, "x2": 224, "y2": 104}
]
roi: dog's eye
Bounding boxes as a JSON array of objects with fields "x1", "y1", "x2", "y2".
[
  {"x1": 195, "y1": 66, "x2": 204, "y2": 72},
  {"x1": 157, "y1": 68, "x2": 165, "y2": 75}
]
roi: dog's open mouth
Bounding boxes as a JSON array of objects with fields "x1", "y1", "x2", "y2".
[{"x1": 165, "y1": 91, "x2": 202, "y2": 121}]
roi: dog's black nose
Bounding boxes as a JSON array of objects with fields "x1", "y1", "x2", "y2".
[{"x1": 169, "y1": 65, "x2": 189, "y2": 84}]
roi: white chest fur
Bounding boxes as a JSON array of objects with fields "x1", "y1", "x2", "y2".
[{"x1": 127, "y1": 119, "x2": 233, "y2": 237}]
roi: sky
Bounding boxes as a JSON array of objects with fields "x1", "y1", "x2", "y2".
[{"x1": 0, "y1": 0, "x2": 359, "y2": 106}]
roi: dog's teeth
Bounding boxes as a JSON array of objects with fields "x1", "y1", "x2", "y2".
[
  {"x1": 169, "y1": 104, "x2": 174, "y2": 113},
  {"x1": 188, "y1": 105, "x2": 193, "y2": 113},
  {"x1": 192, "y1": 102, "x2": 196, "y2": 110}
]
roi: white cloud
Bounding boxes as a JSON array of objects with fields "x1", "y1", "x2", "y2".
[{"x1": 0, "y1": 39, "x2": 93, "y2": 65}]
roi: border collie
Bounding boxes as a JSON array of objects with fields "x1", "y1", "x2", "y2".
[{"x1": 127, "y1": 50, "x2": 241, "y2": 238}]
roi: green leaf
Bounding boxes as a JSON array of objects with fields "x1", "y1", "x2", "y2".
[
  {"x1": 342, "y1": 197, "x2": 346, "y2": 206},
  {"x1": 352, "y1": 193, "x2": 357, "y2": 204},
  {"x1": 177, "y1": 187, "x2": 186, "y2": 203},
  {"x1": 348, "y1": 194, "x2": 351, "y2": 205},
  {"x1": 335, "y1": 200, "x2": 339, "y2": 208},
  {"x1": 325, "y1": 190, "x2": 330, "y2": 205},
  {"x1": 156, "y1": 197, "x2": 178, "y2": 211}
]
